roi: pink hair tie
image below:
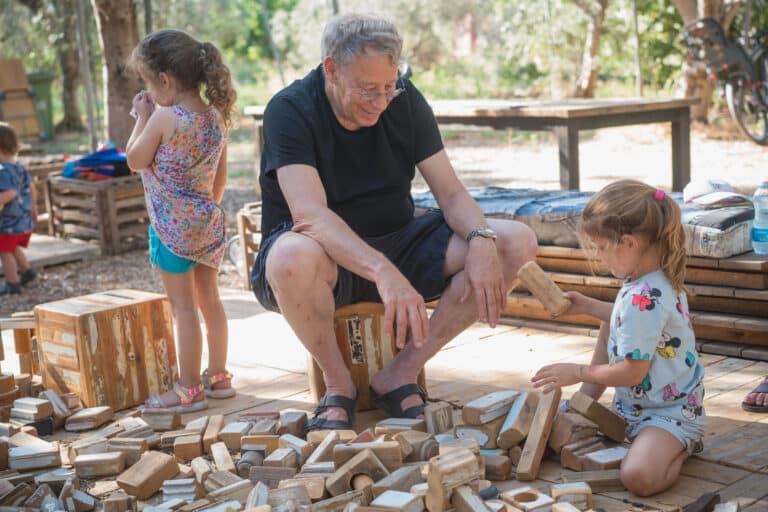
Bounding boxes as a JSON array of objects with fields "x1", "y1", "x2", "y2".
[{"x1": 654, "y1": 189, "x2": 666, "y2": 201}]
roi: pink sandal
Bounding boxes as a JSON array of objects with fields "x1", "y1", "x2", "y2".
[
  {"x1": 202, "y1": 369, "x2": 236, "y2": 399},
  {"x1": 144, "y1": 382, "x2": 208, "y2": 413}
]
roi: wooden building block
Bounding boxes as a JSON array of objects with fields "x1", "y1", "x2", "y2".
[
  {"x1": 242, "y1": 435, "x2": 280, "y2": 455},
  {"x1": 305, "y1": 430, "x2": 339, "y2": 465},
  {"x1": 278, "y1": 476, "x2": 327, "y2": 500},
  {"x1": 550, "y1": 482, "x2": 592, "y2": 509},
  {"x1": 351, "y1": 428, "x2": 376, "y2": 444},
  {"x1": 496, "y1": 392, "x2": 539, "y2": 449},
  {"x1": 249, "y1": 418, "x2": 279, "y2": 436},
  {"x1": 38, "y1": 390, "x2": 71, "y2": 428},
  {"x1": 220, "y1": 421, "x2": 252, "y2": 451},
  {"x1": 424, "y1": 403, "x2": 453, "y2": 436},
  {"x1": 22, "y1": 483, "x2": 55, "y2": 509},
  {"x1": 301, "y1": 461, "x2": 335, "y2": 474},
  {"x1": 141, "y1": 408, "x2": 181, "y2": 432},
  {"x1": 713, "y1": 503, "x2": 740, "y2": 512},
  {"x1": 266, "y1": 485, "x2": 312, "y2": 508},
  {"x1": 561, "y1": 469, "x2": 625, "y2": 492},
  {"x1": 425, "y1": 449, "x2": 482, "y2": 512},
  {"x1": 210, "y1": 441, "x2": 236, "y2": 473},
  {"x1": 192, "y1": 456, "x2": 214, "y2": 485},
  {"x1": 174, "y1": 434, "x2": 203, "y2": 462},
  {"x1": 35, "y1": 290, "x2": 179, "y2": 410},
  {"x1": 7, "y1": 433, "x2": 60, "y2": 470},
  {"x1": 106, "y1": 437, "x2": 148, "y2": 466},
  {"x1": 117, "y1": 451, "x2": 180, "y2": 500},
  {"x1": 451, "y1": 486, "x2": 492, "y2": 512},
  {"x1": 65, "y1": 406, "x2": 114, "y2": 431},
  {"x1": 567, "y1": 391, "x2": 627, "y2": 443},
  {"x1": 312, "y1": 488, "x2": 374, "y2": 512},
  {"x1": 67, "y1": 436, "x2": 107, "y2": 462},
  {"x1": 103, "y1": 491, "x2": 136, "y2": 512},
  {"x1": 162, "y1": 477, "x2": 200, "y2": 503},
  {"x1": 371, "y1": 490, "x2": 424, "y2": 512},
  {"x1": 327, "y1": 449, "x2": 390, "y2": 497},
  {"x1": 500, "y1": 486, "x2": 554, "y2": 511},
  {"x1": 333, "y1": 441, "x2": 403, "y2": 472},
  {"x1": 185, "y1": 416, "x2": 209, "y2": 435},
  {"x1": 394, "y1": 431, "x2": 438, "y2": 463},
  {"x1": 32, "y1": 467, "x2": 77, "y2": 495},
  {"x1": 237, "y1": 450, "x2": 265, "y2": 479},
  {"x1": 307, "y1": 429, "x2": 357, "y2": 446},
  {"x1": 277, "y1": 411, "x2": 307, "y2": 438},
  {"x1": 204, "y1": 470, "x2": 243, "y2": 492},
  {"x1": 74, "y1": 451, "x2": 125, "y2": 478},
  {"x1": 278, "y1": 434, "x2": 312, "y2": 464},
  {"x1": 462, "y1": 391, "x2": 519, "y2": 426},
  {"x1": 248, "y1": 466, "x2": 297, "y2": 489},
  {"x1": 10, "y1": 398, "x2": 53, "y2": 421},
  {"x1": 579, "y1": 446, "x2": 628, "y2": 471},
  {"x1": 371, "y1": 465, "x2": 424, "y2": 498},
  {"x1": 161, "y1": 429, "x2": 198, "y2": 450},
  {"x1": 483, "y1": 455, "x2": 511, "y2": 481},
  {"x1": 207, "y1": 479, "x2": 254, "y2": 503},
  {"x1": 0, "y1": 423, "x2": 20, "y2": 437},
  {"x1": 264, "y1": 447, "x2": 298, "y2": 468},
  {"x1": 516, "y1": 389, "x2": 560, "y2": 481},
  {"x1": 455, "y1": 415, "x2": 505, "y2": 449},
  {"x1": 438, "y1": 437, "x2": 480, "y2": 457},
  {"x1": 551, "y1": 503, "x2": 581, "y2": 512},
  {"x1": 114, "y1": 417, "x2": 154, "y2": 440},
  {"x1": 559, "y1": 437, "x2": 608, "y2": 471},
  {"x1": 548, "y1": 413, "x2": 598, "y2": 453},
  {"x1": 203, "y1": 415, "x2": 224, "y2": 453},
  {"x1": 517, "y1": 261, "x2": 571, "y2": 316},
  {"x1": 375, "y1": 418, "x2": 426, "y2": 436}
]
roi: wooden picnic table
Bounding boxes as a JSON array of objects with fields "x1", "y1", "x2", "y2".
[{"x1": 244, "y1": 96, "x2": 699, "y2": 191}]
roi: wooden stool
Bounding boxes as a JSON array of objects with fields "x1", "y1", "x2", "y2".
[{"x1": 308, "y1": 302, "x2": 427, "y2": 412}]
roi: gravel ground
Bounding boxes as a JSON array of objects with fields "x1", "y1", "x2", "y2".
[{"x1": 1, "y1": 120, "x2": 766, "y2": 317}]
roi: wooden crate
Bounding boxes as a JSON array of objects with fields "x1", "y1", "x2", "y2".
[
  {"x1": 35, "y1": 289, "x2": 179, "y2": 411},
  {"x1": 20, "y1": 156, "x2": 67, "y2": 233},
  {"x1": 46, "y1": 174, "x2": 149, "y2": 255},
  {"x1": 236, "y1": 202, "x2": 262, "y2": 290},
  {"x1": 308, "y1": 302, "x2": 427, "y2": 412}
]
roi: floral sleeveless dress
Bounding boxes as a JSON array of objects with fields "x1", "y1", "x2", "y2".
[{"x1": 141, "y1": 104, "x2": 226, "y2": 269}]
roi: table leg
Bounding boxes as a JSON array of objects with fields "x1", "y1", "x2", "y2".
[
  {"x1": 671, "y1": 109, "x2": 691, "y2": 192},
  {"x1": 555, "y1": 125, "x2": 580, "y2": 190}
]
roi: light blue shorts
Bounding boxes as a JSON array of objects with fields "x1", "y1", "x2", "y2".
[{"x1": 148, "y1": 225, "x2": 197, "y2": 274}]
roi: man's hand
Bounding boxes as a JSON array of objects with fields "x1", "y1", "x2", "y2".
[
  {"x1": 460, "y1": 237, "x2": 506, "y2": 327},
  {"x1": 531, "y1": 363, "x2": 584, "y2": 394},
  {"x1": 376, "y1": 266, "x2": 429, "y2": 350}
]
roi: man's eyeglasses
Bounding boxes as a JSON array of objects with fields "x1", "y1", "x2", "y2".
[{"x1": 353, "y1": 86, "x2": 405, "y2": 103}]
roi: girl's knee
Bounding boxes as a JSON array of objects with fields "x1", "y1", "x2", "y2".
[{"x1": 621, "y1": 464, "x2": 661, "y2": 497}]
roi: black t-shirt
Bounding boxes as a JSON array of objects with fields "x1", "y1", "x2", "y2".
[{"x1": 259, "y1": 65, "x2": 444, "y2": 237}]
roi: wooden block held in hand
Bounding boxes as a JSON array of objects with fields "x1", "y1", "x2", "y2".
[
  {"x1": 516, "y1": 261, "x2": 571, "y2": 316},
  {"x1": 548, "y1": 412, "x2": 598, "y2": 454},
  {"x1": 567, "y1": 391, "x2": 627, "y2": 443},
  {"x1": 516, "y1": 389, "x2": 560, "y2": 481},
  {"x1": 117, "y1": 450, "x2": 180, "y2": 500},
  {"x1": 497, "y1": 391, "x2": 539, "y2": 449},
  {"x1": 424, "y1": 403, "x2": 453, "y2": 435},
  {"x1": 327, "y1": 449, "x2": 390, "y2": 497},
  {"x1": 462, "y1": 391, "x2": 519, "y2": 426}
]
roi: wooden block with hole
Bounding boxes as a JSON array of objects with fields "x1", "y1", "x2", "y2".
[
  {"x1": 462, "y1": 391, "x2": 519, "y2": 426},
  {"x1": 248, "y1": 466, "x2": 297, "y2": 489},
  {"x1": 579, "y1": 445, "x2": 628, "y2": 471},
  {"x1": 277, "y1": 411, "x2": 307, "y2": 438},
  {"x1": 371, "y1": 490, "x2": 424, "y2": 512},
  {"x1": 141, "y1": 408, "x2": 181, "y2": 432},
  {"x1": 107, "y1": 437, "x2": 148, "y2": 466},
  {"x1": 371, "y1": 465, "x2": 424, "y2": 498},
  {"x1": 517, "y1": 261, "x2": 571, "y2": 316},
  {"x1": 264, "y1": 447, "x2": 298, "y2": 469},
  {"x1": 219, "y1": 421, "x2": 252, "y2": 451},
  {"x1": 117, "y1": 450, "x2": 180, "y2": 500},
  {"x1": 327, "y1": 448, "x2": 390, "y2": 497},
  {"x1": 64, "y1": 406, "x2": 114, "y2": 431},
  {"x1": 425, "y1": 448, "x2": 482, "y2": 512},
  {"x1": 424, "y1": 403, "x2": 453, "y2": 436},
  {"x1": 516, "y1": 388, "x2": 560, "y2": 481},
  {"x1": 243, "y1": 434, "x2": 280, "y2": 455},
  {"x1": 500, "y1": 486, "x2": 554, "y2": 512},
  {"x1": 455, "y1": 415, "x2": 505, "y2": 449},
  {"x1": 394, "y1": 431, "x2": 438, "y2": 463},
  {"x1": 334, "y1": 441, "x2": 403, "y2": 472},
  {"x1": 210, "y1": 441, "x2": 235, "y2": 473},
  {"x1": 567, "y1": 391, "x2": 627, "y2": 443},
  {"x1": 550, "y1": 482, "x2": 593, "y2": 509},
  {"x1": 559, "y1": 436, "x2": 608, "y2": 471},
  {"x1": 548, "y1": 412, "x2": 598, "y2": 454},
  {"x1": 451, "y1": 485, "x2": 492, "y2": 512},
  {"x1": 203, "y1": 414, "x2": 224, "y2": 454},
  {"x1": 496, "y1": 391, "x2": 539, "y2": 449},
  {"x1": 561, "y1": 469, "x2": 625, "y2": 492},
  {"x1": 278, "y1": 433, "x2": 312, "y2": 464},
  {"x1": 278, "y1": 476, "x2": 327, "y2": 501},
  {"x1": 174, "y1": 434, "x2": 203, "y2": 462},
  {"x1": 74, "y1": 451, "x2": 125, "y2": 478}
]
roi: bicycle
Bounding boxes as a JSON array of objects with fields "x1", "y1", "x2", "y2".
[{"x1": 683, "y1": 17, "x2": 768, "y2": 145}]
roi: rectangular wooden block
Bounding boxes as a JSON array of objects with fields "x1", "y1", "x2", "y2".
[
  {"x1": 424, "y1": 403, "x2": 453, "y2": 436},
  {"x1": 550, "y1": 482, "x2": 593, "y2": 509},
  {"x1": 141, "y1": 408, "x2": 181, "y2": 432},
  {"x1": 454, "y1": 415, "x2": 505, "y2": 449},
  {"x1": 174, "y1": 434, "x2": 203, "y2": 462},
  {"x1": 517, "y1": 261, "x2": 571, "y2": 316},
  {"x1": 249, "y1": 466, "x2": 297, "y2": 489},
  {"x1": 371, "y1": 465, "x2": 424, "y2": 498},
  {"x1": 547, "y1": 412, "x2": 598, "y2": 453},
  {"x1": 8, "y1": 433, "x2": 60, "y2": 471},
  {"x1": 278, "y1": 476, "x2": 327, "y2": 500},
  {"x1": 219, "y1": 421, "x2": 252, "y2": 451},
  {"x1": 425, "y1": 449, "x2": 482, "y2": 512},
  {"x1": 67, "y1": 436, "x2": 108, "y2": 462},
  {"x1": 204, "y1": 469, "x2": 243, "y2": 492},
  {"x1": 375, "y1": 418, "x2": 426, "y2": 436},
  {"x1": 161, "y1": 429, "x2": 198, "y2": 450},
  {"x1": 203, "y1": 414, "x2": 224, "y2": 454},
  {"x1": 561, "y1": 469, "x2": 626, "y2": 492},
  {"x1": 312, "y1": 488, "x2": 374, "y2": 512},
  {"x1": 210, "y1": 441, "x2": 235, "y2": 473},
  {"x1": 327, "y1": 448, "x2": 390, "y2": 497},
  {"x1": 483, "y1": 454, "x2": 511, "y2": 481},
  {"x1": 372, "y1": 490, "x2": 425, "y2": 512},
  {"x1": 305, "y1": 430, "x2": 339, "y2": 466},
  {"x1": 35, "y1": 290, "x2": 179, "y2": 410},
  {"x1": 462, "y1": 391, "x2": 519, "y2": 426},
  {"x1": 249, "y1": 418, "x2": 279, "y2": 436},
  {"x1": 568, "y1": 391, "x2": 627, "y2": 443},
  {"x1": 102, "y1": 491, "x2": 136, "y2": 512},
  {"x1": 65, "y1": 406, "x2": 114, "y2": 431},
  {"x1": 74, "y1": 451, "x2": 125, "y2": 478},
  {"x1": 277, "y1": 411, "x2": 307, "y2": 438},
  {"x1": 307, "y1": 429, "x2": 357, "y2": 446},
  {"x1": 497, "y1": 391, "x2": 539, "y2": 449},
  {"x1": 579, "y1": 445, "x2": 628, "y2": 471},
  {"x1": 207, "y1": 479, "x2": 254, "y2": 503},
  {"x1": 278, "y1": 433, "x2": 312, "y2": 464},
  {"x1": 242, "y1": 435, "x2": 280, "y2": 455},
  {"x1": 334, "y1": 441, "x2": 403, "y2": 472},
  {"x1": 267, "y1": 484, "x2": 312, "y2": 508},
  {"x1": 117, "y1": 451, "x2": 180, "y2": 500},
  {"x1": 560, "y1": 436, "x2": 608, "y2": 471},
  {"x1": 107, "y1": 437, "x2": 148, "y2": 467},
  {"x1": 516, "y1": 389, "x2": 561, "y2": 481},
  {"x1": 10, "y1": 398, "x2": 53, "y2": 421},
  {"x1": 451, "y1": 485, "x2": 491, "y2": 512},
  {"x1": 264, "y1": 447, "x2": 298, "y2": 468},
  {"x1": 191, "y1": 457, "x2": 214, "y2": 485}
]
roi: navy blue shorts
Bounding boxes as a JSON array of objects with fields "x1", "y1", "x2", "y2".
[{"x1": 251, "y1": 209, "x2": 453, "y2": 313}]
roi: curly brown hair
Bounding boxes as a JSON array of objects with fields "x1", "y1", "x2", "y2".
[
  {"x1": 580, "y1": 179, "x2": 687, "y2": 292},
  {"x1": 130, "y1": 29, "x2": 237, "y2": 127},
  {"x1": 0, "y1": 122, "x2": 19, "y2": 155}
]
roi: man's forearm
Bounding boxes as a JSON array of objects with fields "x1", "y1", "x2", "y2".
[{"x1": 438, "y1": 190, "x2": 488, "y2": 240}]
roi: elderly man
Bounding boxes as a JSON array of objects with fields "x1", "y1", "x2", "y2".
[{"x1": 252, "y1": 13, "x2": 537, "y2": 430}]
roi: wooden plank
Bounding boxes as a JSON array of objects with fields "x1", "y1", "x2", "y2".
[
  {"x1": 516, "y1": 388, "x2": 560, "y2": 481},
  {"x1": 697, "y1": 422, "x2": 768, "y2": 472}
]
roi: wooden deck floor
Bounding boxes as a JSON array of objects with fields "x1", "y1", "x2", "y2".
[{"x1": 179, "y1": 289, "x2": 768, "y2": 512}]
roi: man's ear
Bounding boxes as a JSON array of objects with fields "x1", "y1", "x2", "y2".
[{"x1": 323, "y1": 56, "x2": 338, "y2": 85}]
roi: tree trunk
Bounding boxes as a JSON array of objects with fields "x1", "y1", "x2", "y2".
[
  {"x1": 54, "y1": 0, "x2": 85, "y2": 133},
  {"x1": 573, "y1": 0, "x2": 609, "y2": 98},
  {"x1": 90, "y1": 0, "x2": 141, "y2": 149}
]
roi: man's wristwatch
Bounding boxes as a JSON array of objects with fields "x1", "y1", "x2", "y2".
[{"x1": 466, "y1": 227, "x2": 497, "y2": 243}]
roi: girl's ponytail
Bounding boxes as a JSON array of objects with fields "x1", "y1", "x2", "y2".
[
  {"x1": 656, "y1": 194, "x2": 687, "y2": 292},
  {"x1": 200, "y1": 41, "x2": 237, "y2": 128}
]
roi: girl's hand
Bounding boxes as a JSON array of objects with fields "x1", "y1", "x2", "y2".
[
  {"x1": 554, "y1": 291, "x2": 591, "y2": 317},
  {"x1": 531, "y1": 363, "x2": 584, "y2": 393},
  {"x1": 131, "y1": 90, "x2": 155, "y2": 119}
]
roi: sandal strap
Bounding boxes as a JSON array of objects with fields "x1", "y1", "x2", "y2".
[
  {"x1": 312, "y1": 391, "x2": 359, "y2": 424},
  {"x1": 173, "y1": 382, "x2": 204, "y2": 406},
  {"x1": 202, "y1": 369, "x2": 234, "y2": 387},
  {"x1": 749, "y1": 381, "x2": 768, "y2": 394}
]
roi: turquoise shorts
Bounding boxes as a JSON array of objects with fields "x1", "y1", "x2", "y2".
[{"x1": 148, "y1": 225, "x2": 197, "y2": 274}]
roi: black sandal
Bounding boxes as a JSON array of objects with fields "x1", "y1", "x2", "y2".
[
  {"x1": 369, "y1": 383, "x2": 426, "y2": 418},
  {"x1": 305, "y1": 390, "x2": 358, "y2": 431}
]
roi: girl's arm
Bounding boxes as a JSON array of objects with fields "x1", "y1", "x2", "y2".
[
  {"x1": 0, "y1": 189, "x2": 17, "y2": 206},
  {"x1": 561, "y1": 291, "x2": 614, "y2": 323},
  {"x1": 126, "y1": 108, "x2": 175, "y2": 172},
  {"x1": 212, "y1": 143, "x2": 227, "y2": 204},
  {"x1": 531, "y1": 357, "x2": 651, "y2": 394}
]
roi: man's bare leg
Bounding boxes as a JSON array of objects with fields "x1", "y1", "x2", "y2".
[
  {"x1": 371, "y1": 219, "x2": 537, "y2": 415},
  {"x1": 266, "y1": 232, "x2": 354, "y2": 423}
]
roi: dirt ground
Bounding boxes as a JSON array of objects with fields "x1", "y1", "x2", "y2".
[{"x1": 1, "y1": 120, "x2": 767, "y2": 317}]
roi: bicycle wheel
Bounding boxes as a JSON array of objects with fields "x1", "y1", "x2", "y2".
[{"x1": 726, "y1": 54, "x2": 768, "y2": 145}]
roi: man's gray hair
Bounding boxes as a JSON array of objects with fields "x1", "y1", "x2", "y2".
[{"x1": 321, "y1": 13, "x2": 402, "y2": 67}]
